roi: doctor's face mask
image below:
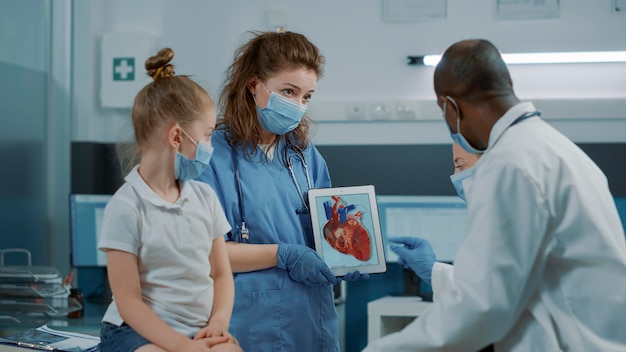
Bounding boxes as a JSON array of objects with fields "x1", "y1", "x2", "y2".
[
  {"x1": 256, "y1": 82, "x2": 308, "y2": 135},
  {"x1": 450, "y1": 167, "x2": 475, "y2": 202},
  {"x1": 444, "y1": 97, "x2": 484, "y2": 155}
]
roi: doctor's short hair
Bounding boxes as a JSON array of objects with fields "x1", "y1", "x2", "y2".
[
  {"x1": 434, "y1": 39, "x2": 514, "y2": 103},
  {"x1": 218, "y1": 29, "x2": 326, "y2": 155}
]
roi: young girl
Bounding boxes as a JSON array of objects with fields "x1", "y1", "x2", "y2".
[{"x1": 97, "y1": 48, "x2": 241, "y2": 352}]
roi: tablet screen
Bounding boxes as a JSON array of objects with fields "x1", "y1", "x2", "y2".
[{"x1": 308, "y1": 185, "x2": 387, "y2": 276}]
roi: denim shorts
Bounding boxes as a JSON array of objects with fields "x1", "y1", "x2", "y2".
[{"x1": 98, "y1": 322, "x2": 151, "y2": 352}]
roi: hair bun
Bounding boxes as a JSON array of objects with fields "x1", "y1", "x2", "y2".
[{"x1": 146, "y1": 47, "x2": 175, "y2": 80}]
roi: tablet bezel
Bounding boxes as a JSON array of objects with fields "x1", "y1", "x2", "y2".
[{"x1": 308, "y1": 185, "x2": 387, "y2": 277}]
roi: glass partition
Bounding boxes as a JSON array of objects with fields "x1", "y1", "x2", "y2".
[{"x1": 0, "y1": 0, "x2": 51, "y2": 265}]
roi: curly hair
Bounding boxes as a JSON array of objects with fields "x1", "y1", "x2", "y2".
[{"x1": 218, "y1": 30, "x2": 325, "y2": 159}]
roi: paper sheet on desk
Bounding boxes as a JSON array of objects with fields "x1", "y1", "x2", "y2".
[
  {"x1": 0, "y1": 324, "x2": 100, "y2": 351},
  {"x1": 38, "y1": 325, "x2": 100, "y2": 351}
]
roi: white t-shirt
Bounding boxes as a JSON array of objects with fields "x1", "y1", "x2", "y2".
[{"x1": 98, "y1": 165, "x2": 231, "y2": 337}]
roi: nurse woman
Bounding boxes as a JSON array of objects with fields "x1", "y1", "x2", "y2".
[{"x1": 196, "y1": 29, "x2": 363, "y2": 351}]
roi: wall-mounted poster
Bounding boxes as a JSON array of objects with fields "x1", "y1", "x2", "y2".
[
  {"x1": 382, "y1": 0, "x2": 447, "y2": 22},
  {"x1": 495, "y1": 0, "x2": 560, "y2": 20}
]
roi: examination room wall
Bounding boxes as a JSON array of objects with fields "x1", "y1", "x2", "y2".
[
  {"x1": 72, "y1": 0, "x2": 626, "y2": 144},
  {"x1": 66, "y1": 2, "x2": 626, "y2": 351},
  {"x1": 1, "y1": 0, "x2": 625, "y2": 351}
]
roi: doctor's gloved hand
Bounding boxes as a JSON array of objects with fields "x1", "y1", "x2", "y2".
[
  {"x1": 277, "y1": 243, "x2": 342, "y2": 287},
  {"x1": 341, "y1": 270, "x2": 370, "y2": 282},
  {"x1": 388, "y1": 236, "x2": 437, "y2": 286}
]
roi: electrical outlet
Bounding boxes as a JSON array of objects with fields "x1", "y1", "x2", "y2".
[
  {"x1": 345, "y1": 102, "x2": 367, "y2": 120},
  {"x1": 395, "y1": 101, "x2": 418, "y2": 120},
  {"x1": 369, "y1": 102, "x2": 393, "y2": 120}
]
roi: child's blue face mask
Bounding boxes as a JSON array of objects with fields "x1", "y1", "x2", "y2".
[
  {"x1": 256, "y1": 82, "x2": 307, "y2": 135},
  {"x1": 174, "y1": 127, "x2": 214, "y2": 181}
]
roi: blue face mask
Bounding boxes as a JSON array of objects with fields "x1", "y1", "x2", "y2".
[
  {"x1": 256, "y1": 82, "x2": 307, "y2": 135},
  {"x1": 174, "y1": 128, "x2": 214, "y2": 181},
  {"x1": 449, "y1": 166, "x2": 475, "y2": 202},
  {"x1": 444, "y1": 97, "x2": 484, "y2": 155}
]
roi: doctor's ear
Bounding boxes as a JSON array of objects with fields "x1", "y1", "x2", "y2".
[
  {"x1": 439, "y1": 95, "x2": 458, "y2": 106},
  {"x1": 437, "y1": 95, "x2": 449, "y2": 109},
  {"x1": 439, "y1": 96, "x2": 457, "y2": 114}
]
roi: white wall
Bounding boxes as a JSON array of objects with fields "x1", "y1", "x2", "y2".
[{"x1": 72, "y1": 0, "x2": 626, "y2": 145}]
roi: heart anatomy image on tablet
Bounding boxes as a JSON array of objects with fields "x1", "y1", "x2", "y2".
[
  {"x1": 322, "y1": 195, "x2": 372, "y2": 261},
  {"x1": 308, "y1": 185, "x2": 386, "y2": 276}
]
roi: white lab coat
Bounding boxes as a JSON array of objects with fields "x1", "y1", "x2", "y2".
[{"x1": 363, "y1": 102, "x2": 626, "y2": 352}]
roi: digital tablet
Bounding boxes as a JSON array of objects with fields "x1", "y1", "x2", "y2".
[{"x1": 308, "y1": 185, "x2": 387, "y2": 277}]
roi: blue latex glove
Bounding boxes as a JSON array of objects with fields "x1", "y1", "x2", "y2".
[
  {"x1": 277, "y1": 243, "x2": 341, "y2": 286},
  {"x1": 342, "y1": 270, "x2": 370, "y2": 282},
  {"x1": 388, "y1": 236, "x2": 437, "y2": 285}
]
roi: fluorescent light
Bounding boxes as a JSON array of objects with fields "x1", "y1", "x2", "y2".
[
  {"x1": 417, "y1": 51, "x2": 626, "y2": 66},
  {"x1": 422, "y1": 55, "x2": 442, "y2": 66}
]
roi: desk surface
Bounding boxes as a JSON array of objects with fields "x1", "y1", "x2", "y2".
[
  {"x1": 0, "y1": 300, "x2": 107, "y2": 339},
  {"x1": 0, "y1": 317, "x2": 103, "y2": 351},
  {"x1": 0, "y1": 302, "x2": 105, "y2": 351},
  {"x1": 0, "y1": 345, "x2": 32, "y2": 351}
]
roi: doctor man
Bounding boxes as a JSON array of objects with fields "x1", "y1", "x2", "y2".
[{"x1": 364, "y1": 39, "x2": 626, "y2": 351}]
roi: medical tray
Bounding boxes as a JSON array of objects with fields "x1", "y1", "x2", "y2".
[
  {"x1": 0, "y1": 297, "x2": 82, "y2": 317},
  {"x1": 0, "y1": 283, "x2": 68, "y2": 298},
  {"x1": 0, "y1": 249, "x2": 61, "y2": 283},
  {"x1": 0, "y1": 249, "x2": 78, "y2": 316}
]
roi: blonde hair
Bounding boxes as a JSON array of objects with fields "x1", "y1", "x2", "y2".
[{"x1": 118, "y1": 47, "x2": 213, "y2": 174}]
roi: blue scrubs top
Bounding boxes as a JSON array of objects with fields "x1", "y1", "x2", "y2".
[{"x1": 196, "y1": 128, "x2": 338, "y2": 352}]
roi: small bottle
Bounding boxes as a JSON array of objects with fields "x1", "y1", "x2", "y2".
[{"x1": 68, "y1": 288, "x2": 84, "y2": 318}]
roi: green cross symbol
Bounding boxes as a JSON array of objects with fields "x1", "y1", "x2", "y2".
[{"x1": 113, "y1": 57, "x2": 135, "y2": 81}]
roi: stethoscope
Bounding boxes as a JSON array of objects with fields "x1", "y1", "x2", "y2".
[
  {"x1": 283, "y1": 143, "x2": 312, "y2": 212},
  {"x1": 511, "y1": 110, "x2": 541, "y2": 126},
  {"x1": 230, "y1": 141, "x2": 312, "y2": 243}
]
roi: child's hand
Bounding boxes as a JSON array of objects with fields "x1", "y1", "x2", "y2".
[
  {"x1": 193, "y1": 323, "x2": 238, "y2": 345},
  {"x1": 194, "y1": 323, "x2": 227, "y2": 339}
]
